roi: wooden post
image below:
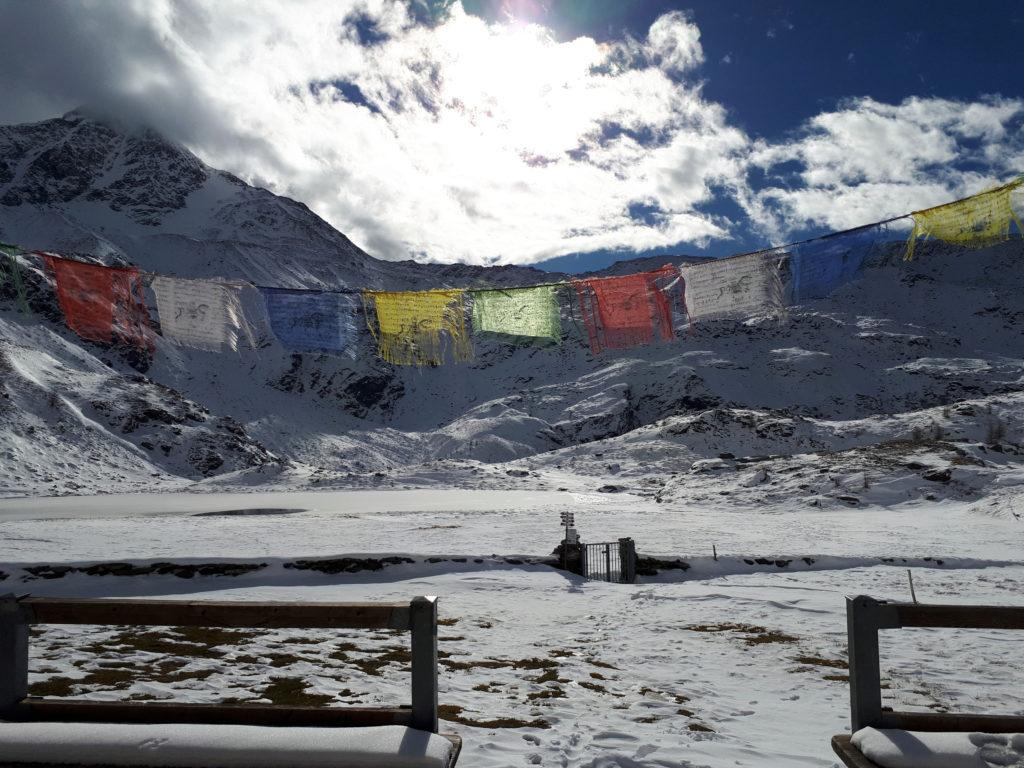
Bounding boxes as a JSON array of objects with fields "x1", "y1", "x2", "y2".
[
  {"x1": 409, "y1": 596, "x2": 438, "y2": 733},
  {"x1": 618, "y1": 538, "x2": 636, "y2": 584},
  {"x1": 0, "y1": 594, "x2": 29, "y2": 717},
  {"x1": 847, "y1": 595, "x2": 884, "y2": 731}
]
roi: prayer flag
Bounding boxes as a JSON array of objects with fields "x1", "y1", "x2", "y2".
[
  {"x1": 470, "y1": 285, "x2": 561, "y2": 342},
  {"x1": 0, "y1": 242, "x2": 30, "y2": 313},
  {"x1": 151, "y1": 276, "x2": 251, "y2": 352},
  {"x1": 44, "y1": 255, "x2": 152, "y2": 349},
  {"x1": 572, "y1": 265, "x2": 679, "y2": 354},
  {"x1": 789, "y1": 223, "x2": 889, "y2": 303},
  {"x1": 680, "y1": 252, "x2": 785, "y2": 323},
  {"x1": 261, "y1": 287, "x2": 359, "y2": 355},
  {"x1": 906, "y1": 178, "x2": 1024, "y2": 260},
  {"x1": 363, "y1": 289, "x2": 471, "y2": 366}
]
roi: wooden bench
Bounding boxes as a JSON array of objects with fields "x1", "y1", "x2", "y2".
[
  {"x1": 0, "y1": 594, "x2": 461, "y2": 767},
  {"x1": 833, "y1": 595, "x2": 1024, "y2": 768}
]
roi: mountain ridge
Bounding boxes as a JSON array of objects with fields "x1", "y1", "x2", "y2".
[{"x1": 0, "y1": 111, "x2": 1022, "y2": 508}]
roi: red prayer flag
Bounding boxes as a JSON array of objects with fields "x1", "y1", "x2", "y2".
[
  {"x1": 44, "y1": 254, "x2": 153, "y2": 350},
  {"x1": 573, "y1": 264, "x2": 680, "y2": 354}
]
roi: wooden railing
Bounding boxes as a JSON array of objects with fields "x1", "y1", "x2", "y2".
[
  {"x1": 0, "y1": 594, "x2": 440, "y2": 733},
  {"x1": 845, "y1": 595, "x2": 1024, "y2": 732}
]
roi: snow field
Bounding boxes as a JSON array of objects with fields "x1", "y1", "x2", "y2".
[{"x1": 3, "y1": 489, "x2": 1023, "y2": 768}]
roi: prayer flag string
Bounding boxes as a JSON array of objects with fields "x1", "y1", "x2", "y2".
[
  {"x1": 261, "y1": 287, "x2": 360, "y2": 356},
  {"x1": 572, "y1": 265, "x2": 679, "y2": 354},
  {"x1": 906, "y1": 177, "x2": 1024, "y2": 260},
  {"x1": 470, "y1": 285, "x2": 561, "y2": 342},
  {"x1": 362, "y1": 289, "x2": 472, "y2": 366},
  {"x1": 680, "y1": 252, "x2": 786, "y2": 323},
  {"x1": 1, "y1": 175, "x2": 1019, "y2": 364},
  {"x1": 44, "y1": 254, "x2": 153, "y2": 350},
  {"x1": 151, "y1": 275, "x2": 253, "y2": 353},
  {"x1": 0, "y1": 242, "x2": 31, "y2": 313}
]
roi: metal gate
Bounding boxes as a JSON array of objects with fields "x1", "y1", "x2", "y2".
[{"x1": 581, "y1": 538, "x2": 636, "y2": 583}]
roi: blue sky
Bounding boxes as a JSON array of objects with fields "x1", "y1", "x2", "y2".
[
  {"x1": 1, "y1": 0, "x2": 1022, "y2": 272},
  {"x1": 462, "y1": 0, "x2": 1024, "y2": 271}
]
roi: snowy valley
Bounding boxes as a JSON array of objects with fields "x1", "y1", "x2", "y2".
[{"x1": 1, "y1": 111, "x2": 1023, "y2": 768}]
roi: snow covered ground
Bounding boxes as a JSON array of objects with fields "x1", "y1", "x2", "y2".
[{"x1": 3, "y1": 489, "x2": 1023, "y2": 768}]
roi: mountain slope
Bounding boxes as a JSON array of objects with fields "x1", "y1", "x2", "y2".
[
  {"x1": 0, "y1": 111, "x2": 1022, "y2": 505},
  {"x1": 0, "y1": 110, "x2": 550, "y2": 289}
]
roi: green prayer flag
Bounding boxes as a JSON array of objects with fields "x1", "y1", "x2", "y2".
[
  {"x1": 471, "y1": 285, "x2": 561, "y2": 342},
  {"x1": 0, "y1": 242, "x2": 31, "y2": 314}
]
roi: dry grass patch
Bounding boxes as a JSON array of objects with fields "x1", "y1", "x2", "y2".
[
  {"x1": 282, "y1": 636, "x2": 326, "y2": 645},
  {"x1": 526, "y1": 687, "x2": 566, "y2": 702},
  {"x1": 793, "y1": 655, "x2": 848, "y2": 669},
  {"x1": 634, "y1": 715, "x2": 661, "y2": 723},
  {"x1": 443, "y1": 656, "x2": 557, "y2": 673},
  {"x1": 257, "y1": 678, "x2": 334, "y2": 707},
  {"x1": 438, "y1": 704, "x2": 549, "y2": 730},
  {"x1": 100, "y1": 631, "x2": 223, "y2": 659},
  {"x1": 263, "y1": 652, "x2": 317, "y2": 668},
  {"x1": 28, "y1": 676, "x2": 77, "y2": 697},
  {"x1": 147, "y1": 667, "x2": 217, "y2": 684},
  {"x1": 684, "y1": 622, "x2": 798, "y2": 645},
  {"x1": 79, "y1": 667, "x2": 135, "y2": 688},
  {"x1": 348, "y1": 647, "x2": 411, "y2": 677},
  {"x1": 172, "y1": 627, "x2": 258, "y2": 646}
]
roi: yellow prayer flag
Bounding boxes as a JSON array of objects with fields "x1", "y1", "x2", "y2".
[
  {"x1": 362, "y1": 289, "x2": 472, "y2": 366},
  {"x1": 905, "y1": 177, "x2": 1024, "y2": 260}
]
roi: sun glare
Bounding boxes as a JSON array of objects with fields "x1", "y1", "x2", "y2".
[{"x1": 434, "y1": 9, "x2": 602, "y2": 154}]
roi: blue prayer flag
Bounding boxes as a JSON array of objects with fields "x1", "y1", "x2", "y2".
[
  {"x1": 789, "y1": 223, "x2": 891, "y2": 303},
  {"x1": 261, "y1": 287, "x2": 358, "y2": 355}
]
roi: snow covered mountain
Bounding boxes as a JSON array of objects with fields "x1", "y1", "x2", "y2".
[
  {"x1": 0, "y1": 110, "x2": 549, "y2": 289},
  {"x1": 1, "y1": 111, "x2": 1022, "y2": 507}
]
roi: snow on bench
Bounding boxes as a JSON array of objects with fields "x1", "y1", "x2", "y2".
[
  {"x1": 849, "y1": 727, "x2": 1024, "y2": 768},
  {"x1": 0, "y1": 722, "x2": 455, "y2": 768},
  {"x1": 832, "y1": 596, "x2": 1024, "y2": 768},
  {"x1": 0, "y1": 595, "x2": 460, "y2": 768}
]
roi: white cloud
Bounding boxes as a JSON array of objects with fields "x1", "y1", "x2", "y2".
[
  {"x1": 0, "y1": 2, "x2": 1021, "y2": 264},
  {"x1": 743, "y1": 96, "x2": 1024, "y2": 240},
  {"x1": 0, "y1": 0, "x2": 741, "y2": 265},
  {"x1": 644, "y1": 10, "x2": 704, "y2": 74}
]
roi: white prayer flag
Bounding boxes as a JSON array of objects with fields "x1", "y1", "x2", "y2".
[
  {"x1": 152, "y1": 276, "x2": 251, "y2": 352},
  {"x1": 679, "y1": 252, "x2": 786, "y2": 322}
]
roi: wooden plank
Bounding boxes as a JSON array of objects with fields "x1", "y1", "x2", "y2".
[
  {"x1": 831, "y1": 735, "x2": 884, "y2": 768},
  {"x1": 880, "y1": 710, "x2": 1024, "y2": 732},
  {"x1": 19, "y1": 598, "x2": 411, "y2": 630},
  {"x1": 894, "y1": 604, "x2": 1024, "y2": 630},
  {"x1": 17, "y1": 699, "x2": 415, "y2": 728},
  {"x1": 0, "y1": 595, "x2": 29, "y2": 718},
  {"x1": 410, "y1": 595, "x2": 438, "y2": 733},
  {"x1": 847, "y1": 596, "x2": 884, "y2": 731}
]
